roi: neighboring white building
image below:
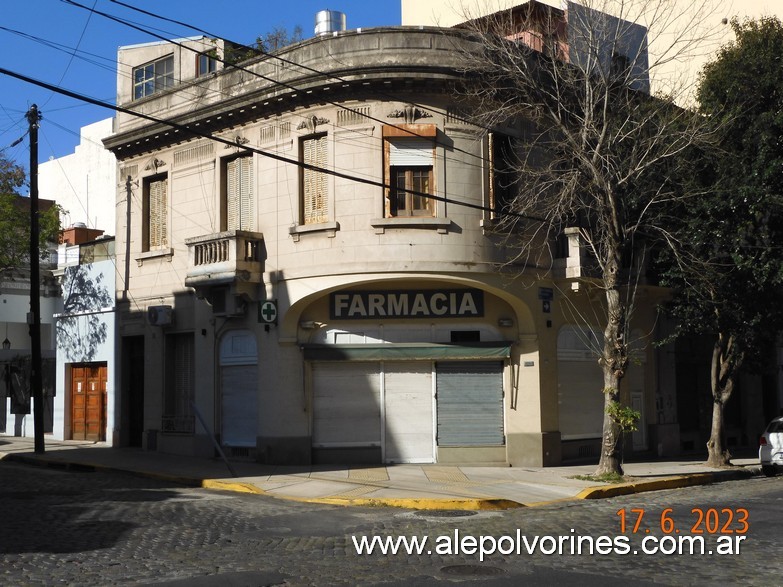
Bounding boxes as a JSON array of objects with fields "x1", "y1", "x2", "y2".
[
  {"x1": 0, "y1": 198, "x2": 59, "y2": 439},
  {"x1": 39, "y1": 118, "x2": 117, "y2": 233}
]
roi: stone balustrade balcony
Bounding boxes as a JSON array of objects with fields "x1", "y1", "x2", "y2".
[{"x1": 184, "y1": 230, "x2": 264, "y2": 294}]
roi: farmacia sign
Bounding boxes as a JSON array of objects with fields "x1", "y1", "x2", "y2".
[{"x1": 330, "y1": 289, "x2": 484, "y2": 320}]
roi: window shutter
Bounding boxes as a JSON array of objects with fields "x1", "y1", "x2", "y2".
[
  {"x1": 303, "y1": 135, "x2": 328, "y2": 225},
  {"x1": 227, "y1": 156, "x2": 254, "y2": 231},
  {"x1": 149, "y1": 178, "x2": 167, "y2": 248},
  {"x1": 174, "y1": 335, "x2": 194, "y2": 419},
  {"x1": 389, "y1": 138, "x2": 433, "y2": 167}
]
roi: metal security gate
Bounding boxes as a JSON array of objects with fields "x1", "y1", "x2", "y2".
[
  {"x1": 220, "y1": 331, "x2": 258, "y2": 449},
  {"x1": 312, "y1": 362, "x2": 381, "y2": 450},
  {"x1": 383, "y1": 362, "x2": 434, "y2": 463},
  {"x1": 436, "y1": 361, "x2": 504, "y2": 446}
]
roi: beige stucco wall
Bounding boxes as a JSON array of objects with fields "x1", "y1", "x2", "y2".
[
  {"x1": 402, "y1": 0, "x2": 783, "y2": 102},
  {"x1": 109, "y1": 27, "x2": 670, "y2": 466}
]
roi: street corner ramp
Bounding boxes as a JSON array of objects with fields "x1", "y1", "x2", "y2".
[{"x1": 285, "y1": 496, "x2": 524, "y2": 510}]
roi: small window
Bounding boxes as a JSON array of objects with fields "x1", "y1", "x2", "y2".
[
  {"x1": 197, "y1": 53, "x2": 218, "y2": 76},
  {"x1": 386, "y1": 137, "x2": 434, "y2": 218},
  {"x1": 142, "y1": 174, "x2": 168, "y2": 252},
  {"x1": 222, "y1": 155, "x2": 254, "y2": 231},
  {"x1": 133, "y1": 55, "x2": 174, "y2": 100},
  {"x1": 300, "y1": 134, "x2": 329, "y2": 225}
]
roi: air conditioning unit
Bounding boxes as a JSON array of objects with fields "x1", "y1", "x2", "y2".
[{"x1": 147, "y1": 305, "x2": 173, "y2": 326}]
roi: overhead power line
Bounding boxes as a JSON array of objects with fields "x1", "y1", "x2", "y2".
[
  {"x1": 65, "y1": 0, "x2": 501, "y2": 172},
  {"x1": 0, "y1": 64, "x2": 542, "y2": 222}
]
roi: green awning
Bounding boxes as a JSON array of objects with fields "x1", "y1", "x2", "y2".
[{"x1": 302, "y1": 342, "x2": 512, "y2": 361}]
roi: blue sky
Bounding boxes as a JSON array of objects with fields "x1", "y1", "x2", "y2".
[{"x1": 0, "y1": 0, "x2": 400, "y2": 171}]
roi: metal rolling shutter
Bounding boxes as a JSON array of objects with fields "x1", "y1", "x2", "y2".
[
  {"x1": 221, "y1": 365, "x2": 257, "y2": 447},
  {"x1": 384, "y1": 362, "x2": 434, "y2": 463},
  {"x1": 312, "y1": 362, "x2": 381, "y2": 447},
  {"x1": 557, "y1": 361, "x2": 603, "y2": 439},
  {"x1": 436, "y1": 361, "x2": 504, "y2": 446}
]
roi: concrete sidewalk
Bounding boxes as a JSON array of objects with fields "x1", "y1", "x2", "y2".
[{"x1": 0, "y1": 436, "x2": 760, "y2": 510}]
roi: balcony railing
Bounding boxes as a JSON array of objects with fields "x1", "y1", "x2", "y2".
[{"x1": 184, "y1": 230, "x2": 264, "y2": 291}]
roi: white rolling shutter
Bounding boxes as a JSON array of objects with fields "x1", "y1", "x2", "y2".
[
  {"x1": 557, "y1": 326, "x2": 604, "y2": 439},
  {"x1": 389, "y1": 138, "x2": 433, "y2": 167},
  {"x1": 312, "y1": 362, "x2": 380, "y2": 447},
  {"x1": 220, "y1": 331, "x2": 258, "y2": 447},
  {"x1": 384, "y1": 362, "x2": 434, "y2": 463},
  {"x1": 221, "y1": 365, "x2": 258, "y2": 446}
]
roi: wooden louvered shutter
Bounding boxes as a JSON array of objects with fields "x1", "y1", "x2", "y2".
[
  {"x1": 227, "y1": 156, "x2": 254, "y2": 231},
  {"x1": 149, "y1": 178, "x2": 167, "y2": 248},
  {"x1": 302, "y1": 135, "x2": 328, "y2": 225}
]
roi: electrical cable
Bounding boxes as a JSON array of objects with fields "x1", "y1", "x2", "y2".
[
  {"x1": 0, "y1": 64, "x2": 542, "y2": 221},
  {"x1": 66, "y1": 0, "x2": 503, "y2": 171}
]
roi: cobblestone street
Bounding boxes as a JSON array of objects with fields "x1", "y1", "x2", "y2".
[{"x1": 1, "y1": 460, "x2": 780, "y2": 586}]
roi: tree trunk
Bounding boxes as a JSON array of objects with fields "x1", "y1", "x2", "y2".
[
  {"x1": 594, "y1": 263, "x2": 628, "y2": 476},
  {"x1": 706, "y1": 333, "x2": 742, "y2": 468}
]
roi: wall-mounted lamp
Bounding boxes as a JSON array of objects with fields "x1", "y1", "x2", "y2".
[
  {"x1": 498, "y1": 318, "x2": 513, "y2": 328},
  {"x1": 2, "y1": 338, "x2": 10, "y2": 350}
]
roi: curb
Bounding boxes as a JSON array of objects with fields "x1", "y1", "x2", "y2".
[
  {"x1": 284, "y1": 496, "x2": 524, "y2": 510},
  {"x1": 1, "y1": 450, "x2": 761, "y2": 511},
  {"x1": 577, "y1": 468, "x2": 758, "y2": 500}
]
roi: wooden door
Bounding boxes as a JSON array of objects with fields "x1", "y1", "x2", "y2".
[{"x1": 71, "y1": 364, "x2": 107, "y2": 441}]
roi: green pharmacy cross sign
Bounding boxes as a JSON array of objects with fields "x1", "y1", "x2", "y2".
[{"x1": 258, "y1": 300, "x2": 278, "y2": 324}]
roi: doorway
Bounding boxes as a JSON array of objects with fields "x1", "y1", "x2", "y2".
[{"x1": 71, "y1": 363, "x2": 107, "y2": 441}]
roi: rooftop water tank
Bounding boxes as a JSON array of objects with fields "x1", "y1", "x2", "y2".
[{"x1": 315, "y1": 10, "x2": 346, "y2": 37}]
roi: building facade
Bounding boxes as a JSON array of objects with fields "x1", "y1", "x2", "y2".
[
  {"x1": 104, "y1": 26, "x2": 674, "y2": 466},
  {"x1": 52, "y1": 228, "x2": 116, "y2": 444}
]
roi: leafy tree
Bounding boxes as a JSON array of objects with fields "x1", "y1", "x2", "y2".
[
  {"x1": 663, "y1": 17, "x2": 783, "y2": 467},
  {"x1": 458, "y1": 1, "x2": 716, "y2": 474},
  {"x1": 0, "y1": 152, "x2": 61, "y2": 276}
]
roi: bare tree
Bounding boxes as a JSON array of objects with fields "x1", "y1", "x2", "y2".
[{"x1": 455, "y1": 0, "x2": 721, "y2": 475}]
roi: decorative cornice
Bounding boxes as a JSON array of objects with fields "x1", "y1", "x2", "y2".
[
  {"x1": 297, "y1": 115, "x2": 330, "y2": 133},
  {"x1": 144, "y1": 157, "x2": 166, "y2": 171},
  {"x1": 387, "y1": 105, "x2": 432, "y2": 124}
]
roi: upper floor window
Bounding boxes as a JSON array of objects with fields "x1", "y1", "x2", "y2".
[
  {"x1": 142, "y1": 174, "x2": 168, "y2": 251},
  {"x1": 133, "y1": 55, "x2": 174, "y2": 100},
  {"x1": 197, "y1": 53, "x2": 218, "y2": 77},
  {"x1": 488, "y1": 132, "x2": 516, "y2": 220},
  {"x1": 386, "y1": 137, "x2": 435, "y2": 217},
  {"x1": 223, "y1": 155, "x2": 254, "y2": 231},
  {"x1": 300, "y1": 134, "x2": 329, "y2": 225}
]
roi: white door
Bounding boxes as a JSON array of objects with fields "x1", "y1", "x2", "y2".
[{"x1": 384, "y1": 362, "x2": 434, "y2": 463}]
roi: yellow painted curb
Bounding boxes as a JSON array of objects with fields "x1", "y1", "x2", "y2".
[
  {"x1": 576, "y1": 473, "x2": 717, "y2": 500},
  {"x1": 202, "y1": 479, "x2": 266, "y2": 494},
  {"x1": 282, "y1": 496, "x2": 523, "y2": 510}
]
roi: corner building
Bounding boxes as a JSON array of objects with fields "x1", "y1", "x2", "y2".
[{"x1": 106, "y1": 28, "x2": 668, "y2": 466}]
